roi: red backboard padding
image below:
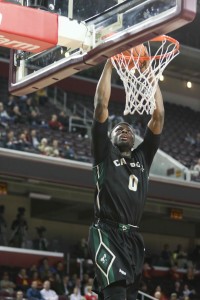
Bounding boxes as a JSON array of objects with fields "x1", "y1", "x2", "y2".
[{"x1": 0, "y1": 2, "x2": 58, "y2": 52}]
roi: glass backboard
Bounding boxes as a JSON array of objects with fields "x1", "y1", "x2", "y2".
[{"x1": 8, "y1": 0, "x2": 197, "y2": 96}]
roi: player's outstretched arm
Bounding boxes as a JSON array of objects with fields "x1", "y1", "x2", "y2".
[
  {"x1": 147, "y1": 84, "x2": 164, "y2": 134},
  {"x1": 94, "y1": 59, "x2": 113, "y2": 123}
]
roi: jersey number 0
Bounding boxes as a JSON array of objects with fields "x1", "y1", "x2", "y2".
[{"x1": 128, "y1": 174, "x2": 138, "y2": 191}]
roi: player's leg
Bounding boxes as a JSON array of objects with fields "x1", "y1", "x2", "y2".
[
  {"x1": 127, "y1": 284, "x2": 139, "y2": 300},
  {"x1": 102, "y1": 280, "x2": 126, "y2": 300}
]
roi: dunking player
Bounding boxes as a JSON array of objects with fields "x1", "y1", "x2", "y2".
[{"x1": 88, "y1": 59, "x2": 164, "y2": 300}]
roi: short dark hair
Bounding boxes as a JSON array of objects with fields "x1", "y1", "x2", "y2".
[{"x1": 110, "y1": 122, "x2": 135, "y2": 138}]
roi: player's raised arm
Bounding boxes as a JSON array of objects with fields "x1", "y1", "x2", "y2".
[
  {"x1": 147, "y1": 83, "x2": 164, "y2": 134},
  {"x1": 94, "y1": 59, "x2": 113, "y2": 123}
]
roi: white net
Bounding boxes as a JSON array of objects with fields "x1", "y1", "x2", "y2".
[{"x1": 111, "y1": 35, "x2": 180, "y2": 115}]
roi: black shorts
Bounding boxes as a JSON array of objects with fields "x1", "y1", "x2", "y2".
[{"x1": 88, "y1": 220, "x2": 145, "y2": 294}]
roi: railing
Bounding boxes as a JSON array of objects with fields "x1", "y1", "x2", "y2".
[{"x1": 138, "y1": 291, "x2": 157, "y2": 300}]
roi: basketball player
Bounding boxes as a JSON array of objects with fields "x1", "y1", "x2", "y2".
[{"x1": 88, "y1": 59, "x2": 164, "y2": 300}]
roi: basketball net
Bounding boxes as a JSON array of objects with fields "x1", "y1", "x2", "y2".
[{"x1": 111, "y1": 35, "x2": 180, "y2": 115}]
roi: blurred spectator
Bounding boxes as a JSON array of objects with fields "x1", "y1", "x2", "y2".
[
  {"x1": 160, "y1": 243, "x2": 172, "y2": 267},
  {"x1": 28, "y1": 110, "x2": 42, "y2": 127},
  {"x1": 154, "y1": 286, "x2": 168, "y2": 300},
  {"x1": 192, "y1": 158, "x2": 200, "y2": 180},
  {"x1": 16, "y1": 132, "x2": 31, "y2": 151},
  {"x1": 9, "y1": 207, "x2": 28, "y2": 248},
  {"x1": 55, "y1": 275, "x2": 73, "y2": 297},
  {"x1": 49, "y1": 114, "x2": 63, "y2": 130},
  {"x1": 185, "y1": 133, "x2": 196, "y2": 146},
  {"x1": 170, "y1": 293, "x2": 178, "y2": 300},
  {"x1": 190, "y1": 244, "x2": 200, "y2": 268},
  {"x1": 25, "y1": 96, "x2": 39, "y2": 114},
  {"x1": 38, "y1": 138, "x2": 51, "y2": 155},
  {"x1": 36, "y1": 88, "x2": 48, "y2": 106},
  {"x1": 172, "y1": 244, "x2": 188, "y2": 268},
  {"x1": 39, "y1": 258, "x2": 56, "y2": 280},
  {"x1": 62, "y1": 142, "x2": 76, "y2": 160},
  {"x1": 58, "y1": 111, "x2": 69, "y2": 130},
  {"x1": 171, "y1": 281, "x2": 182, "y2": 299},
  {"x1": 27, "y1": 280, "x2": 43, "y2": 300},
  {"x1": 84, "y1": 285, "x2": 97, "y2": 300},
  {"x1": 170, "y1": 265, "x2": 182, "y2": 281},
  {"x1": 182, "y1": 283, "x2": 196, "y2": 299},
  {"x1": 6, "y1": 130, "x2": 17, "y2": 150},
  {"x1": 0, "y1": 205, "x2": 7, "y2": 245},
  {"x1": 7, "y1": 94, "x2": 17, "y2": 112},
  {"x1": 33, "y1": 226, "x2": 49, "y2": 251},
  {"x1": 30, "y1": 272, "x2": 43, "y2": 289},
  {"x1": 69, "y1": 287, "x2": 82, "y2": 300},
  {"x1": 0, "y1": 272, "x2": 16, "y2": 296},
  {"x1": 30, "y1": 129, "x2": 40, "y2": 149},
  {"x1": 11, "y1": 105, "x2": 27, "y2": 124},
  {"x1": 48, "y1": 139, "x2": 60, "y2": 157},
  {"x1": 40, "y1": 280, "x2": 58, "y2": 300},
  {"x1": 183, "y1": 266, "x2": 196, "y2": 289},
  {"x1": 16, "y1": 290, "x2": 26, "y2": 300},
  {"x1": 16, "y1": 268, "x2": 30, "y2": 292},
  {"x1": 0, "y1": 102, "x2": 11, "y2": 127}
]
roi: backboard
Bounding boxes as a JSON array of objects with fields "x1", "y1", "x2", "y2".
[{"x1": 7, "y1": 0, "x2": 197, "y2": 96}]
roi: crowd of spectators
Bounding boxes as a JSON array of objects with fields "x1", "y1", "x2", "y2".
[
  {"x1": 0, "y1": 89, "x2": 200, "y2": 176},
  {"x1": 0, "y1": 240, "x2": 200, "y2": 300}
]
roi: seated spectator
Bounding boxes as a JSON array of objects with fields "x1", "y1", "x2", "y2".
[
  {"x1": 28, "y1": 110, "x2": 42, "y2": 127},
  {"x1": 6, "y1": 130, "x2": 18, "y2": 150},
  {"x1": 84, "y1": 285, "x2": 97, "y2": 300},
  {"x1": 69, "y1": 287, "x2": 82, "y2": 300},
  {"x1": 40, "y1": 280, "x2": 58, "y2": 300},
  {"x1": 38, "y1": 138, "x2": 51, "y2": 155},
  {"x1": 30, "y1": 272, "x2": 43, "y2": 290},
  {"x1": 0, "y1": 271, "x2": 16, "y2": 296},
  {"x1": 62, "y1": 142, "x2": 76, "y2": 160},
  {"x1": 16, "y1": 132, "x2": 31, "y2": 151},
  {"x1": 38, "y1": 258, "x2": 56, "y2": 280},
  {"x1": 16, "y1": 290, "x2": 26, "y2": 300},
  {"x1": 171, "y1": 281, "x2": 182, "y2": 299},
  {"x1": 30, "y1": 129, "x2": 40, "y2": 150},
  {"x1": 170, "y1": 293, "x2": 178, "y2": 300},
  {"x1": 58, "y1": 111, "x2": 69, "y2": 130},
  {"x1": 55, "y1": 275, "x2": 74, "y2": 297},
  {"x1": 182, "y1": 284, "x2": 196, "y2": 299},
  {"x1": 48, "y1": 139, "x2": 60, "y2": 157},
  {"x1": 192, "y1": 158, "x2": 200, "y2": 180},
  {"x1": 11, "y1": 105, "x2": 27, "y2": 124},
  {"x1": 49, "y1": 114, "x2": 63, "y2": 130},
  {"x1": 153, "y1": 286, "x2": 168, "y2": 300},
  {"x1": 7, "y1": 94, "x2": 17, "y2": 113},
  {"x1": 16, "y1": 268, "x2": 30, "y2": 292},
  {"x1": 27, "y1": 280, "x2": 43, "y2": 300},
  {"x1": 0, "y1": 102, "x2": 11, "y2": 127}
]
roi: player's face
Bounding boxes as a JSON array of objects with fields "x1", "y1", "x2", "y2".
[{"x1": 111, "y1": 124, "x2": 135, "y2": 150}]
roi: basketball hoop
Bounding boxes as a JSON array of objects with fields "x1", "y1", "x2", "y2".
[{"x1": 111, "y1": 35, "x2": 180, "y2": 115}]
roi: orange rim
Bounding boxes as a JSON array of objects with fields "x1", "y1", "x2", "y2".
[{"x1": 112, "y1": 35, "x2": 180, "y2": 61}]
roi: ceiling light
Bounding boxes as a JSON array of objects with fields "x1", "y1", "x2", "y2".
[{"x1": 29, "y1": 193, "x2": 51, "y2": 200}]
